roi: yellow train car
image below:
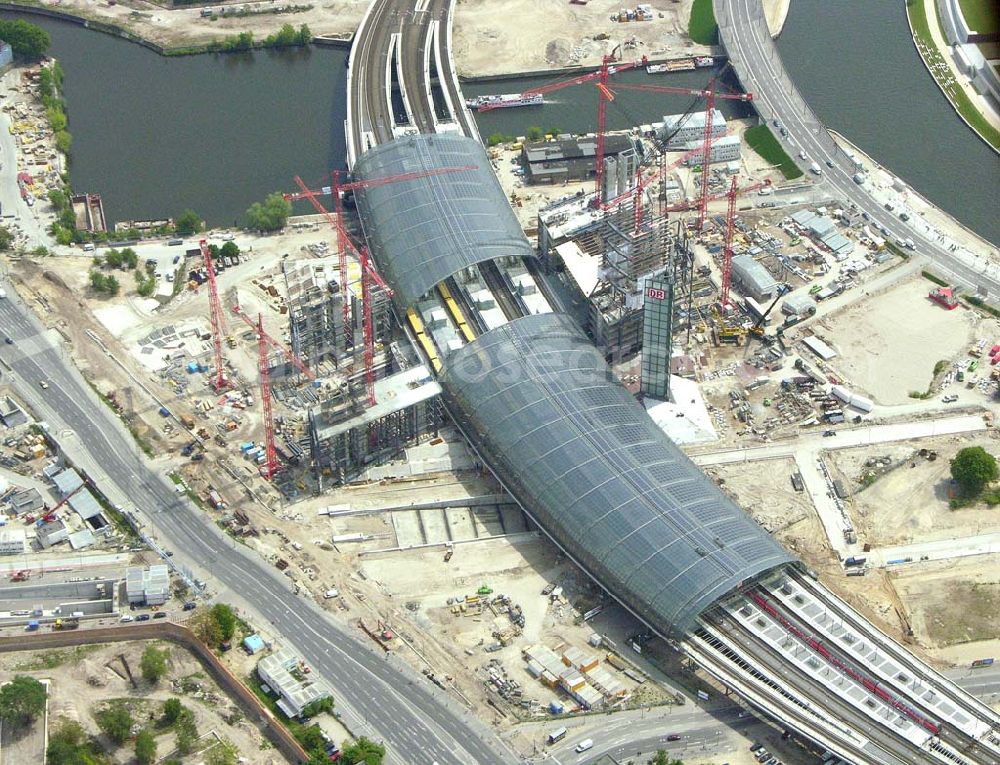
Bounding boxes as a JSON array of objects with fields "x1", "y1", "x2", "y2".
[
  {"x1": 437, "y1": 282, "x2": 476, "y2": 343},
  {"x1": 406, "y1": 308, "x2": 442, "y2": 373}
]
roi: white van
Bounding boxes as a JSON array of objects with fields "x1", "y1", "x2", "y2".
[
  {"x1": 575, "y1": 739, "x2": 594, "y2": 753},
  {"x1": 82, "y1": 242, "x2": 95, "y2": 252}
]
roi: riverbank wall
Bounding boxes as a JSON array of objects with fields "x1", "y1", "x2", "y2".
[
  {"x1": 0, "y1": 2, "x2": 353, "y2": 56},
  {"x1": 459, "y1": 52, "x2": 728, "y2": 83},
  {"x1": 904, "y1": 0, "x2": 1000, "y2": 156}
]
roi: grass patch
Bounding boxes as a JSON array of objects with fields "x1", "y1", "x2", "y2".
[
  {"x1": 958, "y1": 0, "x2": 999, "y2": 34},
  {"x1": 688, "y1": 0, "x2": 719, "y2": 45},
  {"x1": 933, "y1": 359, "x2": 949, "y2": 376},
  {"x1": 907, "y1": 0, "x2": 1000, "y2": 150},
  {"x1": 744, "y1": 125, "x2": 804, "y2": 180},
  {"x1": 965, "y1": 295, "x2": 1000, "y2": 318},
  {"x1": 922, "y1": 270, "x2": 949, "y2": 286},
  {"x1": 14, "y1": 645, "x2": 99, "y2": 671}
]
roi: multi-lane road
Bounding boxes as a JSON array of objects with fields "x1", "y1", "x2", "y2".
[
  {"x1": 0, "y1": 279, "x2": 510, "y2": 765},
  {"x1": 715, "y1": 0, "x2": 997, "y2": 296}
]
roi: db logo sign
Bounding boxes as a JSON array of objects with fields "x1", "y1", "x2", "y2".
[{"x1": 646, "y1": 287, "x2": 666, "y2": 300}]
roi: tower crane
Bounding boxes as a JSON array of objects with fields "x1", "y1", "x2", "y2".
[
  {"x1": 604, "y1": 80, "x2": 753, "y2": 229},
  {"x1": 230, "y1": 305, "x2": 316, "y2": 479},
  {"x1": 478, "y1": 47, "x2": 648, "y2": 197},
  {"x1": 719, "y1": 176, "x2": 771, "y2": 310},
  {"x1": 287, "y1": 165, "x2": 470, "y2": 405},
  {"x1": 200, "y1": 239, "x2": 231, "y2": 391}
]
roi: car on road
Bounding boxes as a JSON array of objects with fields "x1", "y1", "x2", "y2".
[
  {"x1": 798, "y1": 151, "x2": 808, "y2": 160},
  {"x1": 120, "y1": 615, "x2": 133, "y2": 623},
  {"x1": 779, "y1": 126, "x2": 788, "y2": 137},
  {"x1": 183, "y1": 601, "x2": 197, "y2": 611},
  {"x1": 575, "y1": 739, "x2": 594, "y2": 753},
  {"x1": 4, "y1": 337, "x2": 11, "y2": 345},
  {"x1": 823, "y1": 430, "x2": 837, "y2": 437},
  {"x1": 136, "y1": 614, "x2": 151, "y2": 622},
  {"x1": 153, "y1": 611, "x2": 167, "y2": 619},
  {"x1": 772, "y1": 119, "x2": 782, "y2": 128},
  {"x1": 667, "y1": 734, "x2": 682, "y2": 741},
  {"x1": 825, "y1": 159, "x2": 834, "y2": 168},
  {"x1": 39, "y1": 380, "x2": 49, "y2": 389},
  {"x1": 942, "y1": 394, "x2": 958, "y2": 403}
]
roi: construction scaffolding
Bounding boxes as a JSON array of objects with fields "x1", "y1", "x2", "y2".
[
  {"x1": 283, "y1": 256, "x2": 348, "y2": 369},
  {"x1": 307, "y1": 365, "x2": 444, "y2": 488}
]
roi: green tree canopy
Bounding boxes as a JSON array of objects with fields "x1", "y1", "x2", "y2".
[
  {"x1": 135, "y1": 728, "x2": 157, "y2": 765},
  {"x1": 206, "y1": 740, "x2": 239, "y2": 765},
  {"x1": 96, "y1": 703, "x2": 133, "y2": 745},
  {"x1": 175, "y1": 708, "x2": 199, "y2": 754},
  {"x1": 648, "y1": 751, "x2": 684, "y2": 765},
  {"x1": 175, "y1": 208, "x2": 203, "y2": 236},
  {"x1": 140, "y1": 644, "x2": 169, "y2": 683},
  {"x1": 162, "y1": 697, "x2": 184, "y2": 724},
  {"x1": 47, "y1": 720, "x2": 102, "y2": 765},
  {"x1": 211, "y1": 603, "x2": 238, "y2": 641},
  {"x1": 342, "y1": 736, "x2": 386, "y2": 765},
  {"x1": 0, "y1": 20, "x2": 51, "y2": 60},
  {"x1": 219, "y1": 240, "x2": 240, "y2": 258},
  {"x1": 525, "y1": 126, "x2": 544, "y2": 141},
  {"x1": 951, "y1": 446, "x2": 999, "y2": 494},
  {"x1": 0, "y1": 675, "x2": 46, "y2": 726},
  {"x1": 0, "y1": 226, "x2": 13, "y2": 251},
  {"x1": 245, "y1": 192, "x2": 292, "y2": 232}
]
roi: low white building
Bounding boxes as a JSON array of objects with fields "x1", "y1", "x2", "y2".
[
  {"x1": 0, "y1": 527, "x2": 26, "y2": 555},
  {"x1": 257, "y1": 647, "x2": 332, "y2": 718},
  {"x1": 125, "y1": 564, "x2": 170, "y2": 606},
  {"x1": 682, "y1": 134, "x2": 741, "y2": 165},
  {"x1": 656, "y1": 108, "x2": 726, "y2": 148}
]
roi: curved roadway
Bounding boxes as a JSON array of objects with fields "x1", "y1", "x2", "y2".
[{"x1": 715, "y1": 0, "x2": 997, "y2": 295}]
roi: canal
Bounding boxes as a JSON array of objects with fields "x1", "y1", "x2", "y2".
[
  {"x1": 1, "y1": 11, "x2": 348, "y2": 227},
  {"x1": 777, "y1": 0, "x2": 999, "y2": 246}
]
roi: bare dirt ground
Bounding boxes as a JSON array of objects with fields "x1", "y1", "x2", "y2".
[
  {"x1": 827, "y1": 433, "x2": 1000, "y2": 547},
  {"x1": 0, "y1": 640, "x2": 291, "y2": 764},
  {"x1": 814, "y1": 276, "x2": 978, "y2": 405},
  {"x1": 707, "y1": 458, "x2": 838, "y2": 568},
  {"x1": 27, "y1": 0, "x2": 367, "y2": 50},
  {"x1": 892, "y1": 554, "x2": 1000, "y2": 653},
  {"x1": 452, "y1": 0, "x2": 707, "y2": 77}
]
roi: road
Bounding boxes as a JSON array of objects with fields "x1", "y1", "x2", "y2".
[
  {"x1": 0, "y1": 278, "x2": 510, "y2": 765},
  {"x1": 715, "y1": 0, "x2": 999, "y2": 297}
]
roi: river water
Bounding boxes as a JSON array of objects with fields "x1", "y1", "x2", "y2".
[
  {"x1": 776, "y1": 0, "x2": 999, "y2": 246},
  {"x1": 0, "y1": 11, "x2": 348, "y2": 227},
  {"x1": 3, "y1": 6, "x2": 996, "y2": 242}
]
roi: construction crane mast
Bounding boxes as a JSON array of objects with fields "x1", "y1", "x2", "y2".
[
  {"x1": 232, "y1": 306, "x2": 315, "y2": 479},
  {"x1": 720, "y1": 176, "x2": 771, "y2": 309},
  {"x1": 200, "y1": 239, "x2": 230, "y2": 391},
  {"x1": 256, "y1": 313, "x2": 278, "y2": 479}
]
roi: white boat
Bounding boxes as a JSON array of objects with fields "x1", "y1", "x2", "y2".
[
  {"x1": 646, "y1": 63, "x2": 669, "y2": 74},
  {"x1": 466, "y1": 92, "x2": 544, "y2": 111},
  {"x1": 695, "y1": 56, "x2": 715, "y2": 68}
]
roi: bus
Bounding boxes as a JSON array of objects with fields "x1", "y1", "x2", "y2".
[{"x1": 546, "y1": 726, "x2": 567, "y2": 744}]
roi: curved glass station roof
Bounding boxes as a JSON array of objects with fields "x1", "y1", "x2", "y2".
[
  {"x1": 442, "y1": 313, "x2": 795, "y2": 635},
  {"x1": 354, "y1": 133, "x2": 535, "y2": 309},
  {"x1": 356, "y1": 134, "x2": 795, "y2": 636}
]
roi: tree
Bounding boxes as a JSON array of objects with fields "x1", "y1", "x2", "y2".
[
  {"x1": 219, "y1": 240, "x2": 240, "y2": 258},
  {"x1": 163, "y1": 697, "x2": 184, "y2": 724},
  {"x1": 525, "y1": 126, "x2": 544, "y2": 141},
  {"x1": 244, "y1": 192, "x2": 292, "y2": 232},
  {"x1": 951, "y1": 446, "x2": 999, "y2": 495},
  {"x1": 300, "y1": 696, "x2": 334, "y2": 718},
  {"x1": 135, "y1": 269, "x2": 155, "y2": 297},
  {"x1": 104, "y1": 248, "x2": 123, "y2": 269},
  {"x1": 0, "y1": 19, "x2": 51, "y2": 60},
  {"x1": 0, "y1": 675, "x2": 46, "y2": 726},
  {"x1": 297, "y1": 24, "x2": 312, "y2": 44},
  {"x1": 211, "y1": 603, "x2": 238, "y2": 641},
  {"x1": 120, "y1": 247, "x2": 139, "y2": 269},
  {"x1": 96, "y1": 703, "x2": 133, "y2": 745},
  {"x1": 135, "y1": 729, "x2": 157, "y2": 765},
  {"x1": 106, "y1": 275, "x2": 120, "y2": 296},
  {"x1": 140, "y1": 644, "x2": 169, "y2": 683},
  {"x1": 206, "y1": 740, "x2": 239, "y2": 765},
  {"x1": 48, "y1": 189, "x2": 68, "y2": 210},
  {"x1": 192, "y1": 609, "x2": 223, "y2": 646},
  {"x1": 342, "y1": 736, "x2": 386, "y2": 765},
  {"x1": 175, "y1": 708, "x2": 199, "y2": 754},
  {"x1": 175, "y1": 208, "x2": 203, "y2": 236},
  {"x1": 55, "y1": 130, "x2": 72, "y2": 154},
  {"x1": 47, "y1": 720, "x2": 99, "y2": 765},
  {"x1": 0, "y1": 226, "x2": 13, "y2": 251}
]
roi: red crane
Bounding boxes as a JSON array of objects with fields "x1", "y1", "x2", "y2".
[
  {"x1": 719, "y1": 176, "x2": 771, "y2": 309},
  {"x1": 231, "y1": 306, "x2": 316, "y2": 479},
  {"x1": 254, "y1": 313, "x2": 279, "y2": 479},
  {"x1": 604, "y1": 81, "x2": 753, "y2": 229},
  {"x1": 287, "y1": 167, "x2": 467, "y2": 404},
  {"x1": 478, "y1": 50, "x2": 647, "y2": 197},
  {"x1": 200, "y1": 239, "x2": 230, "y2": 390}
]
